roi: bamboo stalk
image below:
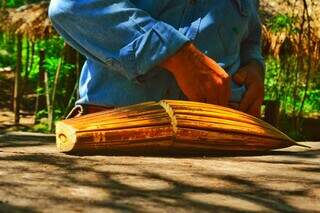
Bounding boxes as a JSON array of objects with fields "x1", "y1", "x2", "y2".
[{"x1": 13, "y1": 35, "x2": 22, "y2": 124}]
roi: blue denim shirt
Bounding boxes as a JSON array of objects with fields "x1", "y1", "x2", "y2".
[{"x1": 49, "y1": 0, "x2": 264, "y2": 107}]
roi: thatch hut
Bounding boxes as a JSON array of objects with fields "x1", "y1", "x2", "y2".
[
  {"x1": 260, "y1": 0, "x2": 320, "y2": 60},
  {"x1": 1, "y1": 1, "x2": 55, "y2": 40}
]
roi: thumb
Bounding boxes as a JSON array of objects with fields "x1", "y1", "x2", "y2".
[{"x1": 233, "y1": 68, "x2": 248, "y2": 85}]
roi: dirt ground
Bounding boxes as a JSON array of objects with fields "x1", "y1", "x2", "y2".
[
  {"x1": 0, "y1": 110, "x2": 35, "y2": 132},
  {"x1": 0, "y1": 132, "x2": 319, "y2": 213}
]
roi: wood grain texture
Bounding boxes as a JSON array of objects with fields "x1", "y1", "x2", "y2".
[{"x1": 56, "y1": 100, "x2": 301, "y2": 153}]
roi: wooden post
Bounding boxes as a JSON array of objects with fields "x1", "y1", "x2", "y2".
[
  {"x1": 13, "y1": 35, "x2": 22, "y2": 125},
  {"x1": 264, "y1": 100, "x2": 280, "y2": 128}
]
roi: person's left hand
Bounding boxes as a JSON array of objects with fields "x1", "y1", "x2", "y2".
[{"x1": 233, "y1": 61, "x2": 264, "y2": 118}]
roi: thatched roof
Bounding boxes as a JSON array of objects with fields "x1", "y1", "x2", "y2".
[
  {"x1": 261, "y1": 0, "x2": 320, "y2": 36},
  {"x1": 0, "y1": 9, "x2": 9, "y2": 32},
  {"x1": 0, "y1": 1, "x2": 55, "y2": 40},
  {"x1": 260, "y1": 0, "x2": 320, "y2": 60}
]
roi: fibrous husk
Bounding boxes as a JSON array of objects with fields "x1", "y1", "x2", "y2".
[{"x1": 56, "y1": 100, "x2": 306, "y2": 154}]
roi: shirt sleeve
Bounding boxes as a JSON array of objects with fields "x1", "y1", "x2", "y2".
[
  {"x1": 240, "y1": 1, "x2": 265, "y2": 73},
  {"x1": 48, "y1": 0, "x2": 189, "y2": 80}
]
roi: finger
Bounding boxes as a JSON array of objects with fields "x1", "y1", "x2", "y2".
[
  {"x1": 247, "y1": 98, "x2": 263, "y2": 118},
  {"x1": 228, "y1": 101, "x2": 240, "y2": 110},
  {"x1": 222, "y1": 75, "x2": 231, "y2": 106},
  {"x1": 216, "y1": 79, "x2": 226, "y2": 106},
  {"x1": 217, "y1": 77, "x2": 230, "y2": 106},
  {"x1": 239, "y1": 84, "x2": 257, "y2": 113},
  {"x1": 205, "y1": 80, "x2": 219, "y2": 105},
  {"x1": 204, "y1": 56, "x2": 229, "y2": 78},
  {"x1": 179, "y1": 81, "x2": 204, "y2": 103},
  {"x1": 196, "y1": 72, "x2": 216, "y2": 103},
  {"x1": 184, "y1": 91, "x2": 203, "y2": 102},
  {"x1": 207, "y1": 90, "x2": 218, "y2": 105},
  {"x1": 207, "y1": 70, "x2": 230, "y2": 106},
  {"x1": 233, "y1": 68, "x2": 248, "y2": 85}
]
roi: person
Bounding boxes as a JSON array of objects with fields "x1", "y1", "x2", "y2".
[{"x1": 48, "y1": 0, "x2": 264, "y2": 118}]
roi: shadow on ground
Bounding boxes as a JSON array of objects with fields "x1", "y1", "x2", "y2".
[
  {"x1": 0, "y1": 132, "x2": 55, "y2": 148},
  {"x1": 0, "y1": 132, "x2": 319, "y2": 212},
  {"x1": 0, "y1": 201, "x2": 38, "y2": 213}
]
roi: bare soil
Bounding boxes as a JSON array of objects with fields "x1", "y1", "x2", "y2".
[{"x1": 0, "y1": 132, "x2": 319, "y2": 213}]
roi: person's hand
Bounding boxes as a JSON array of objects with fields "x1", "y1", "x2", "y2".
[
  {"x1": 161, "y1": 43, "x2": 231, "y2": 106},
  {"x1": 233, "y1": 61, "x2": 264, "y2": 117}
]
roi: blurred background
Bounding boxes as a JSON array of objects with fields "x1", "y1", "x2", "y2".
[{"x1": 0, "y1": 0, "x2": 319, "y2": 140}]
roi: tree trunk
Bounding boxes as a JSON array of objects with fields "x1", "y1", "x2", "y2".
[
  {"x1": 22, "y1": 41, "x2": 35, "y2": 89},
  {"x1": 50, "y1": 57, "x2": 63, "y2": 131},
  {"x1": 63, "y1": 79, "x2": 79, "y2": 118},
  {"x1": 24, "y1": 39, "x2": 30, "y2": 75},
  {"x1": 34, "y1": 49, "x2": 46, "y2": 124},
  {"x1": 1, "y1": 0, "x2": 6, "y2": 8},
  {"x1": 13, "y1": 35, "x2": 22, "y2": 125},
  {"x1": 28, "y1": 41, "x2": 35, "y2": 75},
  {"x1": 44, "y1": 72, "x2": 52, "y2": 131},
  {"x1": 63, "y1": 43, "x2": 77, "y2": 103},
  {"x1": 264, "y1": 100, "x2": 280, "y2": 127},
  {"x1": 43, "y1": 55, "x2": 53, "y2": 131},
  {"x1": 21, "y1": 39, "x2": 30, "y2": 104}
]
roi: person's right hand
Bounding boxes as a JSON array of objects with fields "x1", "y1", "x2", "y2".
[{"x1": 161, "y1": 43, "x2": 231, "y2": 106}]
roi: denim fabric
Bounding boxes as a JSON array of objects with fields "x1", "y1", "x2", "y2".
[{"x1": 49, "y1": 0, "x2": 264, "y2": 107}]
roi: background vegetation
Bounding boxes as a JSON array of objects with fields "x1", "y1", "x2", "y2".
[{"x1": 0, "y1": 0, "x2": 319, "y2": 140}]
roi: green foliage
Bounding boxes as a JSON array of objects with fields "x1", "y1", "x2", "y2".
[
  {"x1": 33, "y1": 122, "x2": 50, "y2": 133},
  {"x1": 265, "y1": 57, "x2": 319, "y2": 115},
  {"x1": 4, "y1": 0, "x2": 43, "y2": 8},
  {"x1": 35, "y1": 108, "x2": 63, "y2": 129},
  {"x1": 267, "y1": 14, "x2": 299, "y2": 34},
  {"x1": 31, "y1": 37, "x2": 76, "y2": 121},
  {"x1": 0, "y1": 31, "x2": 78, "y2": 129},
  {"x1": 0, "y1": 34, "x2": 16, "y2": 67},
  {"x1": 264, "y1": 58, "x2": 280, "y2": 100},
  {"x1": 0, "y1": 49, "x2": 14, "y2": 67}
]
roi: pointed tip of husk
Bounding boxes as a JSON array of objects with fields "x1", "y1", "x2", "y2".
[{"x1": 292, "y1": 142, "x2": 311, "y2": 148}]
